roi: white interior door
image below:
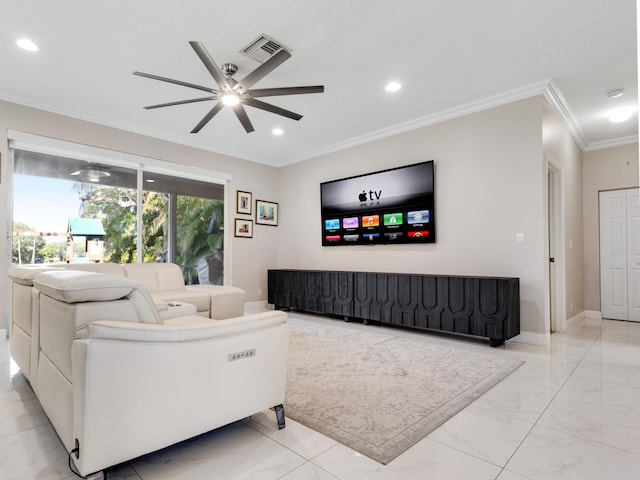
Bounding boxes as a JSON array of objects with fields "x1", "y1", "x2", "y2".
[
  {"x1": 627, "y1": 189, "x2": 640, "y2": 321},
  {"x1": 599, "y1": 188, "x2": 640, "y2": 321}
]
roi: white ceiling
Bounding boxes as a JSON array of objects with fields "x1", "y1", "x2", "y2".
[{"x1": 1, "y1": 1, "x2": 637, "y2": 167}]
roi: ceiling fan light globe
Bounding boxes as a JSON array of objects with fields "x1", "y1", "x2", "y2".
[{"x1": 222, "y1": 93, "x2": 240, "y2": 106}]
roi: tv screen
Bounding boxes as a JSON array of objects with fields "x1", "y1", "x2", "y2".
[{"x1": 320, "y1": 160, "x2": 435, "y2": 246}]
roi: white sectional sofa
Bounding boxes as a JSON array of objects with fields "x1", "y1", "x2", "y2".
[
  {"x1": 8, "y1": 262, "x2": 245, "y2": 387},
  {"x1": 7, "y1": 264, "x2": 289, "y2": 479}
]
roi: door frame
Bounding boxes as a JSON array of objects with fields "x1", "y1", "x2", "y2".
[{"x1": 546, "y1": 155, "x2": 567, "y2": 333}]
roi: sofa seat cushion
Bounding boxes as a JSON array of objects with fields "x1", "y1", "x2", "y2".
[
  {"x1": 33, "y1": 270, "x2": 136, "y2": 303},
  {"x1": 186, "y1": 285, "x2": 245, "y2": 319},
  {"x1": 150, "y1": 290, "x2": 210, "y2": 314}
]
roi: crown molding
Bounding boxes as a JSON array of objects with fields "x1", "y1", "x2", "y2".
[
  {"x1": 584, "y1": 134, "x2": 639, "y2": 151},
  {"x1": 541, "y1": 81, "x2": 587, "y2": 150},
  {"x1": 284, "y1": 79, "x2": 558, "y2": 166},
  {"x1": 6, "y1": 80, "x2": 630, "y2": 169},
  {"x1": 285, "y1": 79, "x2": 603, "y2": 166}
]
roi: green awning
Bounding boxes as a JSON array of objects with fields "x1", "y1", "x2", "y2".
[{"x1": 68, "y1": 218, "x2": 105, "y2": 236}]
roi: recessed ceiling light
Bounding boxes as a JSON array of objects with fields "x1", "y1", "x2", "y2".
[
  {"x1": 272, "y1": 128, "x2": 284, "y2": 136},
  {"x1": 607, "y1": 88, "x2": 624, "y2": 99},
  {"x1": 16, "y1": 38, "x2": 39, "y2": 52},
  {"x1": 609, "y1": 108, "x2": 633, "y2": 123},
  {"x1": 385, "y1": 81, "x2": 402, "y2": 92}
]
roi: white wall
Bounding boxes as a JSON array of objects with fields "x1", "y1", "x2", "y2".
[
  {"x1": 542, "y1": 99, "x2": 584, "y2": 323},
  {"x1": 0, "y1": 99, "x2": 280, "y2": 332},
  {"x1": 1, "y1": 95, "x2": 586, "y2": 340},
  {"x1": 582, "y1": 143, "x2": 639, "y2": 312},
  {"x1": 277, "y1": 97, "x2": 548, "y2": 337}
]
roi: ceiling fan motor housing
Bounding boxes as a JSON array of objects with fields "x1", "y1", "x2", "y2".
[{"x1": 221, "y1": 63, "x2": 238, "y2": 77}]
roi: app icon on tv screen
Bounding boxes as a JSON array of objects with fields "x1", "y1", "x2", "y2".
[
  {"x1": 325, "y1": 219, "x2": 340, "y2": 230},
  {"x1": 344, "y1": 234, "x2": 359, "y2": 242},
  {"x1": 408, "y1": 231, "x2": 430, "y2": 238},
  {"x1": 384, "y1": 213, "x2": 403, "y2": 226},
  {"x1": 362, "y1": 215, "x2": 380, "y2": 227},
  {"x1": 407, "y1": 210, "x2": 430, "y2": 224},
  {"x1": 343, "y1": 217, "x2": 359, "y2": 229},
  {"x1": 325, "y1": 235, "x2": 341, "y2": 242},
  {"x1": 384, "y1": 232, "x2": 404, "y2": 241},
  {"x1": 364, "y1": 233, "x2": 380, "y2": 241}
]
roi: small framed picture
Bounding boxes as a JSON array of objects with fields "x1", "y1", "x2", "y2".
[
  {"x1": 256, "y1": 200, "x2": 278, "y2": 226},
  {"x1": 234, "y1": 219, "x2": 253, "y2": 238},
  {"x1": 236, "y1": 190, "x2": 252, "y2": 215}
]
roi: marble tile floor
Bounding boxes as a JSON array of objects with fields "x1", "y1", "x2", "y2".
[{"x1": 2, "y1": 311, "x2": 640, "y2": 479}]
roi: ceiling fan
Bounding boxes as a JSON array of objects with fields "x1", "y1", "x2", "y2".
[{"x1": 133, "y1": 41, "x2": 324, "y2": 134}]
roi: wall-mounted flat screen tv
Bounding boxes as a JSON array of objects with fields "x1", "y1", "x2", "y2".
[{"x1": 320, "y1": 160, "x2": 435, "y2": 246}]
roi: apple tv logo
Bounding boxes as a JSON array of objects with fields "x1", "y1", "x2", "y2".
[{"x1": 359, "y1": 189, "x2": 382, "y2": 203}]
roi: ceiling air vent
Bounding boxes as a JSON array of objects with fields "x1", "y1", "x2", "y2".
[{"x1": 240, "y1": 34, "x2": 290, "y2": 63}]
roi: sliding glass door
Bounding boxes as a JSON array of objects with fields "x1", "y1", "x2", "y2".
[
  {"x1": 142, "y1": 171, "x2": 225, "y2": 284},
  {"x1": 12, "y1": 149, "x2": 225, "y2": 285}
]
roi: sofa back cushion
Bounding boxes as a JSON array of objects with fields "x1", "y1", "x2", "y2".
[
  {"x1": 33, "y1": 270, "x2": 135, "y2": 303},
  {"x1": 8, "y1": 265, "x2": 58, "y2": 286},
  {"x1": 122, "y1": 263, "x2": 186, "y2": 292},
  {"x1": 62, "y1": 263, "x2": 126, "y2": 276}
]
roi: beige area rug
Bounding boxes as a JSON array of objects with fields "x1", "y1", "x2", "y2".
[{"x1": 284, "y1": 316, "x2": 523, "y2": 464}]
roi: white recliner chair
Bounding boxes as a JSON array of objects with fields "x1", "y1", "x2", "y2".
[{"x1": 19, "y1": 269, "x2": 289, "y2": 478}]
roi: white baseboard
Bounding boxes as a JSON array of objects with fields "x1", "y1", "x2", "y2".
[
  {"x1": 566, "y1": 311, "x2": 585, "y2": 327},
  {"x1": 509, "y1": 331, "x2": 549, "y2": 347},
  {"x1": 583, "y1": 310, "x2": 603, "y2": 325},
  {"x1": 558, "y1": 310, "x2": 603, "y2": 331},
  {"x1": 564, "y1": 310, "x2": 602, "y2": 328}
]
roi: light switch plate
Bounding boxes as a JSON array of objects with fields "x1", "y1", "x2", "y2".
[{"x1": 516, "y1": 233, "x2": 525, "y2": 244}]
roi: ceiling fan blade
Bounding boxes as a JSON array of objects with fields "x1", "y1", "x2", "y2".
[
  {"x1": 235, "y1": 49, "x2": 292, "y2": 91},
  {"x1": 144, "y1": 96, "x2": 217, "y2": 110},
  {"x1": 189, "y1": 41, "x2": 232, "y2": 90},
  {"x1": 247, "y1": 86, "x2": 324, "y2": 98},
  {"x1": 243, "y1": 98, "x2": 303, "y2": 121},
  {"x1": 133, "y1": 71, "x2": 216, "y2": 93},
  {"x1": 191, "y1": 102, "x2": 225, "y2": 133},
  {"x1": 231, "y1": 104, "x2": 255, "y2": 133}
]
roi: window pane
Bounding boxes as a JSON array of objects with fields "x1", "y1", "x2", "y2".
[
  {"x1": 77, "y1": 183, "x2": 138, "y2": 263},
  {"x1": 13, "y1": 150, "x2": 225, "y2": 285},
  {"x1": 176, "y1": 196, "x2": 224, "y2": 285},
  {"x1": 13, "y1": 176, "x2": 138, "y2": 264},
  {"x1": 143, "y1": 171, "x2": 225, "y2": 285}
]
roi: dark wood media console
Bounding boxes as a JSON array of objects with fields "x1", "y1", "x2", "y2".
[{"x1": 268, "y1": 269, "x2": 520, "y2": 346}]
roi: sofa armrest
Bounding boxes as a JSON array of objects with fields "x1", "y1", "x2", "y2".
[
  {"x1": 185, "y1": 285, "x2": 246, "y2": 319},
  {"x1": 70, "y1": 310, "x2": 289, "y2": 476},
  {"x1": 75, "y1": 310, "x2": 286, "y2": 342}
]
